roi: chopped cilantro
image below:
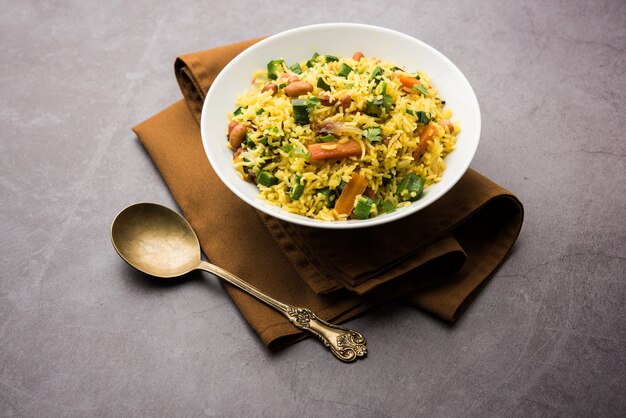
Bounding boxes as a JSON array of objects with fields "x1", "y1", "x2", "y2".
[
  {"x1": 365, "y1": 93, "x2": 394, "y2": 117},
  {"x1": 362, "y1": 126, "x2": 382, "y2": 143},
  {"x1": 407, "y1": 109, "x2": 431, "y2": 124}
]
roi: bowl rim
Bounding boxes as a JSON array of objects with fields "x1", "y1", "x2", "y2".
[{"x1": 200, "y1": 22, "x2": 481, "y2": 229}]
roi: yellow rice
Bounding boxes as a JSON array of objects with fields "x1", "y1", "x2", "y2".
[{"x1": 228, "y1": 53, "x2": 459, "y2": 221}]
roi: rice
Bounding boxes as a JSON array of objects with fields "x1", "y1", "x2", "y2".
[{"x1": 227, "y1": 52, "x2": 459, "y2": 221}]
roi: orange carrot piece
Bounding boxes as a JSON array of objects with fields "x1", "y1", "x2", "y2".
[
  {"x1": 307, "y1": 139, "x2": 362, "y2": 161},
  {"x1": 393, "y1": 73, "x2": 421, "y2": 89},
  {"x1": 420, "y1": 124, "x2": 438, "y2": 142},
  {"x1": 413, "y1": 124, "x2": 438, "y2": 160},
  {"x1": 335, "y1": 173, "x2": 368, "y2": 215}
]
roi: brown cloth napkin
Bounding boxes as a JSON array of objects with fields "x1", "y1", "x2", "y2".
[{"x1": 132, "y1": 39, "x2": 523, "y2": 350}]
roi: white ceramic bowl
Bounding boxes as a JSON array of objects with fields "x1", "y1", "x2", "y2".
[{"x1": 200, "y1": 23, "x2": 480, "y2": 229}]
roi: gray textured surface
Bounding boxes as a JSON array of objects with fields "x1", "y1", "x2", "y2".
[{"x1": 1, "y1": 0, "x2": 625, "y2": 416}]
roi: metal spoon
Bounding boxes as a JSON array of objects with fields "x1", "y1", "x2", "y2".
[{"x1": 110, "y1": 203, "x2": 366, "y2": 362}]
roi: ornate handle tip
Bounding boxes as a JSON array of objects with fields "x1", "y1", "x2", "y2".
[
  {"x1": 286, "y1": 307, "x2": 367, "y2": 362},
  {"x1": 334, "y1": 329, "x2": 367, "y2": 362}
]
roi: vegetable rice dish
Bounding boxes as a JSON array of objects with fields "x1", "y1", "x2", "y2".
[{"x1": 226, "y1": 51, "x2": 459, "y2": 221}]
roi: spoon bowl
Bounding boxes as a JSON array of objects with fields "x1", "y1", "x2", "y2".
[
  {"x1": 111, "y1": 203, "x2": 200, "y2": 278},
  {"x1": 111, "y1": 203, "x2": 367, "y2": 362}
]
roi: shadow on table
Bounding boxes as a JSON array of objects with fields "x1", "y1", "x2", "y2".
[{"x1": 118, "y1": 261, "x2": 218, "y2": 291}]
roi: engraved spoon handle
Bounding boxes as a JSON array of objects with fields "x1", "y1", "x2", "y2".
[{"x1": 197, "y1": 261, "x2": 367, "y2": 362}]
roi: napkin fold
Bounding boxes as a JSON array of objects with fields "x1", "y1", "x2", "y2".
[{"x1": 133, "y1": 39, "x2": 523, "y2": 350}]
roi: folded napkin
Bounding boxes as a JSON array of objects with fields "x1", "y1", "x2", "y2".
[{"x1": 133, "y1": 39, "x2": 524, "y2": 350}]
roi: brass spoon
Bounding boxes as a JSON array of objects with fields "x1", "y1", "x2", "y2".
[{"x1": 110, "y1": 203, "x2": 366, "y2": 362}]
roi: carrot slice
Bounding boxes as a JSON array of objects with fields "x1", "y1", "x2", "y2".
[
  {"x1": 335, "y1": 173, "x2": 368, "y2": 215},
  {"x1": 413, "y1": 124, "x2": 438, "y2": 160},
  {"x1": 393, "y1": 73, "x2": 421, "y2": 89},
  {"x1": 307, "y1": 139, "x2": 362, "y2": 161},
  {"x1": 420, "y1": 123, "x2": 438, "y2": 142}
]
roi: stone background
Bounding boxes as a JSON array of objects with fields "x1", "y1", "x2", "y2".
[{"x1": 1, "y1": 0, "x2": 624, "y2": 416}]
